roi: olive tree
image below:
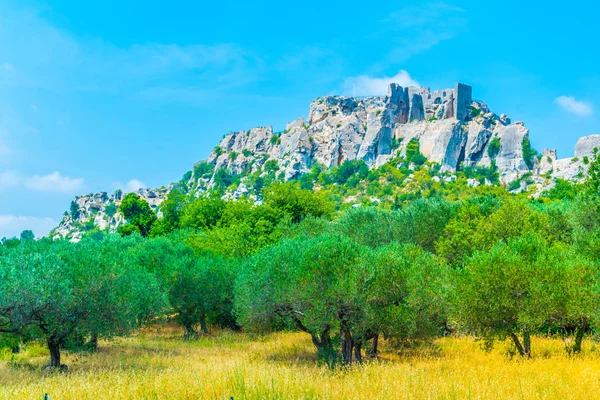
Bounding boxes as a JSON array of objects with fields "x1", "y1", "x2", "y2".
[
  {"x1": 452, "y1": 235, "x2": 564, "y2": 358},
  {"x1": 0, "y1": 238, "x2": 166, "y2": 370},
  {"x1": 359, "y1": 243, "x2": 450, "y2": 358},
  {"x1": 236, "y1": 234, "x2": 450, "y2": 365},
  {"x1": 236, "y1": 234, "x2": 366, "y2": 364},
  {"x1": 131, "y1": 236, "x2": 235, "y2": 337}
]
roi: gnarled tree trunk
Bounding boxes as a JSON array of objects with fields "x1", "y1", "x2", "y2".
[
  {"x1": 510, "y1": 332, "x2": 531, "y2": 359},
  {"x1": 46, "y1": 339, "x2": 67, "y2": 371},
  {"x1": 354, "y1": 340, "x2": 363, "y2": 364},
  {"x1": 183, "y1": 323, "x2": 197, "y2": 341},
  {"x1": 200, "y1": 314, "x2": 208, "y2": 334},
  {"x1": 368, "y1": 334, "x2": 379, "y2": 358},
  {"x1": 573, "y1": 319, "x2": 588, "y2": 353}
]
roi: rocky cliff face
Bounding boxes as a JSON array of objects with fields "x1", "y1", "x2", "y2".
[
  {"x1": 51, "y1": 187, "x2": 171, "y2": 241},
  {"x1": 52, "y1": 82, "x2": 600, "y2": 241},
  {"x1": 204, "y1": 83, "x2": 595, "y2": 185}
]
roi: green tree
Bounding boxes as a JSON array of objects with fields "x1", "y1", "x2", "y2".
[
  {"x1": 70, "y1": 200, "x2": 80, "y2": 220},
  {"x1": 180, "y1": 196, "x2": 226, "y2": 231},
  {"x1": 262, "y1": 182, "x2": 334, "y2": 223},
  {"x1": 236, "y1": 235, "x2": 365, "y2": 364},
  {"x1": 118, "y1": 193, "x2": 157, "y2": 237},
  {"x1": 131, "y1": 236, "x2": 235, "y2": 337},
  {"x1": 360, "y1": 244, "x2": 449, "y2": 357},
  {"x1": 452, "y1": 235, "x2": 563, "y2": 358},
  {"x1": 149, "y1": 188, "x2": 187, "y2": 236},
  {"x1": 19, "y1": 230, "x2": 34, "y2": 242},
  {"x1": 0, "y1": 238, "x2": 166, "y2": 369}
]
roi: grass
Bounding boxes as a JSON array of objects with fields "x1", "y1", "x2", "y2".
[{"x1": 3, "y1": 324, "x2": 600, "y2": 399}]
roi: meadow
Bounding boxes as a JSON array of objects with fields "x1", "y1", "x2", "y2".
[{"x1": 2, "y1": 324, "x2": 600, "y2": 400}]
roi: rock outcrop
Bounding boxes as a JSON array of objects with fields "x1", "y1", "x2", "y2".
[
  {"x1": 51, "y1": 187, "x2": 171, "y2": 241},
  {"x1": 52, "y1": 82, "x2": 600, "y2": 241},
  {"x1": 205, "y1": 83, "x2": 538, "y2": 184}
]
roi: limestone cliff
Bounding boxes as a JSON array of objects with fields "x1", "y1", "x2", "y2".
[{"x1": 52, "y1": 82, "x2": 599, "y2": 241}]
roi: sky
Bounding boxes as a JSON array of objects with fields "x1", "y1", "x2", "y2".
[{"x1": 0, "y1": 0, "x2": 599, "y2": 238}]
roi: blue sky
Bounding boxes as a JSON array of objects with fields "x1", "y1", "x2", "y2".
[{"x1": 1, "y1": 0, "x2": 599, "y2": 238}]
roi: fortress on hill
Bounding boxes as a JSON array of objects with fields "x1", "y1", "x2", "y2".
[{"x1": 387, "y1": 82, "x2": 473, "y2": 122}]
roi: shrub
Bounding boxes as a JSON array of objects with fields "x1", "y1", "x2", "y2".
[
  {"x1": 522, "y1": 137, "x2": 540, "y2": 169},
  {"x1": 270, "y1": 134, "x2": 281, "y2": 146},
  {"x1": 194, "y1": 162, "x2": 214, "y2": 180},
  {"x1": 470, "y1": 106, "x2": 482, "y2": 118},
  {"x1": 487, "y1": 137, "x2": 501, "y2": 159}
]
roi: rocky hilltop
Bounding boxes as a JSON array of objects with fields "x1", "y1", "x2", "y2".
[{"x1": 51, "y1": 82, "x2": 600, "y2": 241}]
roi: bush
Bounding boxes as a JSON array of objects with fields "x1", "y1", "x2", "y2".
[
  {"x1": 194, "y1": 162, "x2": 214, "y2": 180},
  {"x1": 522, "y1": 137, "x2": 539, "y2": 169},
  {"x1": 270, "y1": 134, "x2": 281, "y2": 146},
  {"x1": 487, "y1": 137, "x2": 501, "y2": 159}
]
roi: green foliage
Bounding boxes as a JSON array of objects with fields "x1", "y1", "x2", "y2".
[
  {"x1": 487, "y1": 137, "x2": 501, "y2": 159},
  {"x1": 390, "y1": 138, "x2": 403, "y2": 150},
  {"x1": 236, "y1": 234, "x2": 449, "y2": 364},
  {"x1": 263, "y1": 159, "x2": 279, "y2": 173},
  {"x1": 270, "y1": 134, "x2": 281, "y2": 146},
  {"x1": 0, "y1": 237, "x2": 166, "y2": 367},
  {"x1": 181, "y1": 170, "x2": 192, "y2": 183},
  {"x1": 452, "y1": 235, "x2": 590, "y2": 357},
  {"x1": 19, "y1": 230, "x2": 34, "y2": 242},
  {"x1": 193, "y1": 162, "x2": 215, "y2": 180},
  {"x1": 105, "y1": 202, "x2": 118, "y2": 218},
  {"x1": 180, "y1": 197, "x2": 226, "y2": 231},
  {"x1": 461, "y1": 162, "x2": 499, "y2": 184},
  {"x1": 214, "y1": 146, "x2": 223, "y2": 157},
  {"x1": 212, "y1": 168, "x2": 240, "y2": 190},
  {"x1": 229, "y1": 151, "x2": 239, "y2": 161},
  {"x1": 522, "y1": 137, "x2": 539, "y2": 169},
  {"x1": 118, "y1": 193, "x2": 157, "y2": 237},
  {"x1": 242, "y1": 149, "x2": 254, "y2": 157},
  {"x1": 470, "y1": 106, "x2": 482, "y2": 118},
  {"x1": 131, "y1": 236, "x2": 235, "y2": 335},
  {"x1": 405, "y1": 138, "x2": 426, "y2": 165},
  {"x1": 70, "y1": 200, "x2": 80, "y2": 220},
  {"x1": 334, "y1": 160, "x2": 369, "y2": 184},
  {"x1": 585, "y1": 148, "x2": 600, "y2": 197},
  {"x1": 262, "y1": 182, "x2": 334, "y2": 223}
]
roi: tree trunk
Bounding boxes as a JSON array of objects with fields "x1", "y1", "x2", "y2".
[
  {"x1": 341, "y1": 330, "x2": 353, "y2": 365},
  {"x1": 87, "y1": 333, "x2": 98, "y2": 351},
  {"x1": 354, "y1": 341, "x2": 363, "y2": 364},
  {"x1": 573, "y1": 319, "x2": 588, "y2": 353},
  {"x1": 368, "y1": 334, "x2": 379, "y2": 358},
  {"x1": 510, "y1": 333, "x2": 526, "y2": 358},
  {"x1": 523, "y1": 331, "x2": 531, "y2": 358},
  {"x1": 47, "y1": 340, "x2": 63, "y2": 369},
  {"x1": 183, "y1": 323, "x2": 197, "y2": 341},
  {"x1": 200, "y1": 314, "x2": 208, "y2": 334}
]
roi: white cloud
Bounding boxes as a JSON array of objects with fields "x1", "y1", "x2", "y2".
[
  {"x1": 0, "y1": 215, "x2": 57, "y2": 239},
  {"x1": 0, "y1": 171, "x2": 84, "y2": 193},
  {"x1": 555, "y1": 96, "x2": 593, "y2": 117},
  {"x1": 113, "y1": 179, "x2": 146, "y2": 193},
  {"x1": 125, "y1": 179, "x2": 145, "y2": 192},
  {"x1": 24, "y1": 172, "x2": 84, "y2": 192},
  {"x1": 342, "y1": 70, "x2": 420, "y2": 96}
]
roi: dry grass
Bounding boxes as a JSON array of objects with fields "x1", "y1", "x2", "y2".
[{"x1": 2, "y1": 324, "x2": 600, "y2": 399}]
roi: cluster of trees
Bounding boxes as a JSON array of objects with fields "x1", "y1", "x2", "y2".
[{"x1": 1, "y1": 154, "x2": 600, "y2": 370}]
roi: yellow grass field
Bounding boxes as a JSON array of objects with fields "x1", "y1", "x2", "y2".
[{"x1": 2, "y1": 325, "x2": 600, "y2": 400}]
